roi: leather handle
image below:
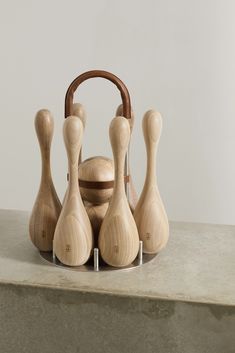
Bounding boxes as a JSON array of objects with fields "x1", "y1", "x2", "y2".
[{"x1": 65, "y1": 70, "x2": 131, "y2": 119}]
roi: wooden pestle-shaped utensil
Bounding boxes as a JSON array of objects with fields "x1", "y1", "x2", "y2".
[
  {"x1": 116, "y1": 103, "x2": 138, "y2": 212},
  {"x1": 29, "y1": 109, "x2": 61, "y2": 251},
  {"x1": 53, "y1": 116, "x2": 93, "y2": 266},
  {"x1": 134, "y1": 110, "x2": 169, "y2": 254},
  {"x1": 99, "y1": 116, "x2": 139, "y2": 267}
]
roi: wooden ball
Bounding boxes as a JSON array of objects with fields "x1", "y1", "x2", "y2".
[{"x1": 78, "y1": 156, "x2": 114, "y2": 204}]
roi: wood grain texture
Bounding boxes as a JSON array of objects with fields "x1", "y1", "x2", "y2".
[
  {"x1": 116, "y1": 103, "x2": 135, "y2": 132},
  {"x1": 72, "y1": 102, "x2": 86, "y2": 164},
  {"x1": 134, "y1": 110, "x2": 169, "y2": 254},
  {"x1": 53, "y1": 116, "x2": 93, "y2": 266},
  {"x1": 29, "y1": 110, "x2": 61, "y2": 252},
  {"x1": 85, "y1": 201, "x2": 109, "y2": 246},
  {"x1": 78, "y1": 156, "x2": 114, "y2": 204},
  {"x1": 99, "y1": 116, "x2": 139, "y2": 267},
  {"x1": 72, "y1": 103, "x2": 86, "y2": 129},
  {"x1": 115, "y1": 104, "x2": 138, "y2": 212},
  {"x1": 63, "y1": 102, "x2": 87, "y2": 205}
]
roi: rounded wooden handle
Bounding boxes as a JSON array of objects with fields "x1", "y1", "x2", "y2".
[
  {"x1": 63, "y1": 116, "x2": 83, "y2": 165},
  {"x1": 65, "y1": 70, "x2": 131, "y2": 119},
  {"x1": 35, "y1": 109, "x2": 54, "y2": 151},
  {"x1": 142, "y1": 110, "x2": 162, "y2": 147},
  {"x1": 109, "y1": 116, "x2": 131, "y2": 157}
]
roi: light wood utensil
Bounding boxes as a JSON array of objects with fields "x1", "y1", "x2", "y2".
[
  {"x1": 29, "y1": 110, "x2": 61, "y2": 252},
  {"x1": 116, "y1": 103, "x2": 135, "y2": 132},
  {"x1": 63, "y1": 102, "x2": 87, "y2": 205},
  {"x1": 134, "y1": 110, "x2": 169, "y2": 254},
  {"x1": 72, "y1": 102, "x2": 86, "y2": 129},
  {"x1": 72, "y1": 102, "x2": 86, "y2": 164},
  {"x1": 53, "y1": 116, "x2": 93, "y2": 266},
  {"x1": 99, "y1": 116, "x2": 139, "y2": 267},
  {"x1": 116, "y1": 104, "x2": 138, "y2": 212}
]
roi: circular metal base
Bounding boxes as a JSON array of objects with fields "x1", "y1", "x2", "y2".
[{"x1": 39, "y1": 251, "x2": 157, "y2": 272}]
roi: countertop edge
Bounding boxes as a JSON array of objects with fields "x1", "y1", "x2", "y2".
[{"x1": 0, "y1": 280, "x2": 234, "y2": 308}]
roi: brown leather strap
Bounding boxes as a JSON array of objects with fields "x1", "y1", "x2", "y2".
[
  {"x1": 67, "y1": 173, "x2": 130, "y2": 189},
  {"x1": 65, "y1": 70, "x2": 131, "y2": 119},
  {"x1": 65, "y1": 71, "x2": 131, "y2": 190},
  {"x1": 79, "y1": 175, "x2": 130, "y2": 189}
]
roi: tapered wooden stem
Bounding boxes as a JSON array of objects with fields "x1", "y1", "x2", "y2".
[
  {"x1": 63, "y1": 103, "x2": 87, "y2": 205},
  {"x1": 29, "y1": 110, "x2": 61, "y2": 252},
  {"x1": 64, "y1": 116, "x2": 82, "y2": 192},
  {"x1": 134, "y1": 110, "x2": 169, "y2": 254},
  {"x1": 72, "y1": 102, "x2": 86, "y2": 165},
  {"x1": 142, "y1": 110, "x2": 161, "y2": 186},
  {"x1": 99, "y1": 116, "x2": 139, "y2": 267},
  {"x1": 115, "y1": 104, "x2": 138, "y2": 212},
  {"x1": 53, "y1": 116, "x2": 93, "y2": 266},
  {"x1": 110, "y1": 116, "x2": 130, "y2": 195},
  {"x1": 72, "y1": 103, "x2": 86, "y2": 129},
  {"x1": 35, "y1": 109, "x2": 53, "y2": 182}
]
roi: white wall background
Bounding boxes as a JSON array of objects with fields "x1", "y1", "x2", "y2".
[{"x1": 0, "y1": 0, "x2": 234, "y2": 224}]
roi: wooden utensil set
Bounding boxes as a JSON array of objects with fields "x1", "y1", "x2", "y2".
[{"x1": 29, "y1": 70, "x2": 169, "y2": 270}]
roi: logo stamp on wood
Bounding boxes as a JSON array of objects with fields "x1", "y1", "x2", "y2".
[
  {"x1": 66, "y1": 244, "x2": 71, "y2": 252},
  {"x1": 114, "y1": 245, "x2": 119, "y2": 253}
]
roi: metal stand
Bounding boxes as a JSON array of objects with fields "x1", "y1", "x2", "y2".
[
  {"x1": 94, "y1": 248, "x2": 99, "y2": 271},
  {"x1": 138, "y1": 240, "x2": 143, "y2": 265},
  {"x1": 40, "y1": 241, "x2": 156, "y2": 272}
]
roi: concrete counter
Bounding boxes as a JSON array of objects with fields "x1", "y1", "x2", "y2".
[{"x1": 0, "y1": 209, "x2": 234, "y2": 353}]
